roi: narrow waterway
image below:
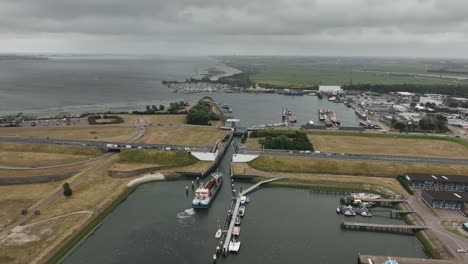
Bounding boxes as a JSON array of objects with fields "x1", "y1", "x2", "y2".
[{"x1": 62, "y1": 143, "x2": 425, "y2": 264}]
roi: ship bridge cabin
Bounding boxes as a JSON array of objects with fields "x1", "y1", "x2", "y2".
[{"x1": 404, "y1": 173, "x2": 468, "y2": 192}]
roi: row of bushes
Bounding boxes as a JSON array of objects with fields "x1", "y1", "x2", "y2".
[
  {"x1": 396, "y1": 175, "x2": 415, "y2": 195},
  {"x1": 186, "y1": 100, "x2": 221, "y2": 125},
  {"x1": 88, "y1": 115, "x2": 124, "y2": 125},
  {"x1": 253, "y1": 131, "x2": 313, "y2": 151}
]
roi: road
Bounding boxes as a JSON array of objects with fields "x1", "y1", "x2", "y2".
[
  {"x1": 241, "y1": 148, "x2": 468, "y2": 166},
  {"x1": 0, "y1": 117, "x2": 148, "y2": 240},
  {"x1": 0, "y1": 152, "x2": 113, "y2": 170},
  {"x1": 0, "y1": 153, "x2": 116, "y2": 240},
  {"x1": 405, "y1": 193, "x2": 468, "y2": 264},
  {"x1": 0, "y1": 136, "x2": 212, "y2": 152}
]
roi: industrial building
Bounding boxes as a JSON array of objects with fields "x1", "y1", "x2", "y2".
[
  {"x1": 318, "y1": 85, "x2": 342, "y2": 94},
  {"x1": 404, "y1": 173, "x2": 468, "y2": 191},
  {"x1": 421, "y1": 190, "x2": 468, "y2": 210}
]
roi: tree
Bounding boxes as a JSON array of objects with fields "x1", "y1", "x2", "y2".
[
  {"x1": 410, "y1": 102, "x2": 416, "y2": 107},
  {"x1": 145, "y1": 105, "x2": 151, "y2": 112},
  {"x1": 392, "y1": 121, "x2": 407, "y2": 132},
  {"x1": 159, "y1": 105, "x2": 165, "y2": 111},
  {"x1": 151, "y1": 105, "x2": 158, "y2": 112},
  {"x1": 63, "y1": 183, "x2": 73, "y2": 196}
]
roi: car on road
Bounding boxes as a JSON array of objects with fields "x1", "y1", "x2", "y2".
[{"x1": 457, "y1": 249, "x2": 467, "y2": 253}]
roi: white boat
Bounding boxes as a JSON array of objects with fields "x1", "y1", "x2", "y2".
[
  {"x1": 240, "y1": 196, "x2": 247, "y2": 205},
  {"x1": 245, "y1": 197, "x2": 250, "y2": 203},
  {"x1": 215, "y1": 228, "x2": 222, "y2": 238},
  {"x1": 361, "y1": 211, "x2": 373, "y2": 217},
  {"x1": 351, "y1": 192, "x2": 381, "y2": 200},
  {"x1": 308, "y1": 120, "x2": 315, "y2": 125},
  {"x1": 457, "y1": 248, "x2": 467, "y2": 253},
  {"x1": 229, "y1": 241, "x2": 241, "y2": 252},
  {"x1": 233, "y1": 226, "x2": 240, "y2": 236},
  {"x1": 238, "y1": 206, "x2": 245, "y2": 217},
  {"x1": 235, "y1": 216, "x2": 241, "y2": 225}
]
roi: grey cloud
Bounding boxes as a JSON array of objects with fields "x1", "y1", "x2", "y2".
[{"x1": 0, "y1": 0, "x2": 467, "y2": 57}]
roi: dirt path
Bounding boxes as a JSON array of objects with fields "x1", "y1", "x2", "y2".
[{"x1": 16, "y1": 211, "x2": 92, "y2": 229}]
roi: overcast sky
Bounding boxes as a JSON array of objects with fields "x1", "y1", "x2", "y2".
[{"x1": 1, "y1": 0, "x2": 467, "y2": 58}]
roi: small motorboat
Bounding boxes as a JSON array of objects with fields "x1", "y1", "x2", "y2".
[
  {"x1": 229, "y1": 240, "x2": 241, "y2": 252},
  {"x1": 215, "y1": 228, "x2": 222, "y2": 239},
  {"x1": 233, "y1": 226, "x2": 240, "y2": 236},
  {"x1": 336, "y1": 208, "x2": 341, "y2": 214},
  {"x1": 240, "y1": 196, "x2": 247, "y2": 205},
  {"x1": 361, "y1": 211, "x2": 373, "y2": 217},
  {"x1": 245, "y1": 197, "x2": 250, "y2": 203},
  {"x1": 343, "y1": 210, "x2": 356, "y2": 216},
  {"x1": 235, "y1": 216, "x2": 241, "y2": 225},
  {"x1": 238, "y1": 206, "x2": 245, "y2": 217}
]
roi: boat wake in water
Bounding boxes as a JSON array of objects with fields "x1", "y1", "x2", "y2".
[{"x1": 177, "y1": 208, "x2": 196, "y2": 224}]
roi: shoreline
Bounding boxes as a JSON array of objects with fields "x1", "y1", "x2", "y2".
[{"x1": 45, "y1": 175, "x2": 442, "y2": 264}]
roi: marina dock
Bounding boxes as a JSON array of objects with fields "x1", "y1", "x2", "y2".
[
  {"x1": 390, "y1": 210, "x2": 414, "y2": 218},
  {"x1": 220, "y1": 177, "x2": 284, "y2": 255},
  {"x1": 358, "y1": 255, "x2": 454, "y2": 264},
  {"x1": 341, "y1": 197, "x2": 407, "y2": 207},
  {"x1": 222, "y1": 198, "x2": 241, "y2": 255},
  {"x1": 342, "y1": 222, "x2": 428, "y2": 234}
]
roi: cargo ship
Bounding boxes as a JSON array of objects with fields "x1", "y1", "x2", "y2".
[{"x1": 192, "y1": 172, "x2": 223, "y2": 209}]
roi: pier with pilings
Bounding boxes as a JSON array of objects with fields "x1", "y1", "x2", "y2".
[
  {"x1": 341, "y1": 222, "x2": 428, "y2": 234},
  {"x1": 357, "y1": 254, "x2": 454, "y2": 264},
  {"x1": 217, "y1": 177, "x2": 284, "y2": 257},
  {"x1": 340, "y1": 197, "x2": 407, "y2": 207}
]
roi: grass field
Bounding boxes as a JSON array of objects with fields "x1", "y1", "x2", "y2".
[
  {"x1": 119, "y1": 149, "x2": 198, "y2": 167},
  {"x1": 0, "y1": 162, "x2": 95, "y2": 178},
  {"x1": 0, "y1": 181, "x2": 64, "y2": 230},
  {"x1": 109, "y1": 163, "x2": 159, "y2": 172},
  {"x1": 245, "y1": 137, "x2": 263, "y2": 149},
  {"x1": 124, "y1": 114, "x2": 187, "y2": 125},
  {"x1": 248, "y1": 156, "x2": 468, "y2": 176},
  {"x1": 0, "y1": 144, "x2": 105, "y2": 167},
  {"x1": 0, "y1": 126, "x2": 138, "y2": 142},
  {"x1": 274, "y1": 175, "x2": 407, "y2": 196},
  {"x1": 309, "y1": 135, "x2": 468, "y2": 159},
  {"x1": 228, "y1": 57, "x2": 468, "y2": 86},
  {"x1": 0, "y1": 158, "x2": 131, "y2": 264},
  {"x1": 138, "y1": 126, "x2": 224, "y2": 146},
  {"x1": 163, "y1": 161, "x2": 213, "y2": 173}
]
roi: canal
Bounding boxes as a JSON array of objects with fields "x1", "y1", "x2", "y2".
[{"x1": 61, "y1": 142, "x2": 426, "y2": 264}]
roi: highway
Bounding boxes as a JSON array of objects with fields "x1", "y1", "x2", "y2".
[
  {"x1": 240, "y1": 148, "x2": 468, "y2": 166},
  {"x1": 2, "y1": 134, "x2": 468, "y2": 166},
  {"x1": 0, "y1": 136, "x2": 213, "y2": 152}
]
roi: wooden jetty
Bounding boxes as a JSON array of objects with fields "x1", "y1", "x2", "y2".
[
  {"x1": 341, "y1": 197, "x2": 407, "y2": 207},
  {"x1": 342, "y1": 222, "x2": 427, "y2": 234},
  {"x1": 220, "y1": 177, "x2": 284, "y2": 255},
  {"x1": 222, "y1": 197, "x2": 241, "y2": 255},
  {"x1": 390, "y1": 210, "x2": 414, "y2": 218},
  {"x1": 358, "y1": 255, "x2": 454, "y2": 264}
]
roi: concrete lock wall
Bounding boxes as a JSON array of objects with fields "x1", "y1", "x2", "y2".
[
  {"x1": 232, "y1": 154, "x2": 259, "y2": 163},
  {"x1": 108, "y1": 166, "x2": 164, "y2": 178}
]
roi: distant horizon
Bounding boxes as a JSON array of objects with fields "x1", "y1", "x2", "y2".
[{"x1": 2, "y1": 52, "x2": 468, "y2": 61}]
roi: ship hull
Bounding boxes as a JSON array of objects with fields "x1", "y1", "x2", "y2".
[{"x1": 192, "y1": 179, "x2": 223, "y2": 209}]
